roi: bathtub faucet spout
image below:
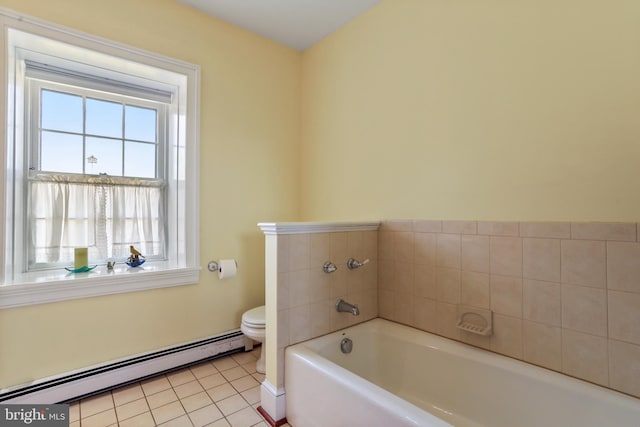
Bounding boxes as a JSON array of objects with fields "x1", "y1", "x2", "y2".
[{"x1": 336, "y1": 299, "x2": 360, "y2": 316}]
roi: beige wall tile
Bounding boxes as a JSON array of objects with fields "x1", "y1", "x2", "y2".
[
  {"x1": 277, "y1": 273, "x2": 289, "y2": 311},
  {"x1": 561, "y1": 240, "x2": 606, "y2": 288},
  {"x1": 414, "y1": 264, "x2": 436, "y2": 299},
  {"x1": 378, "y1": 289, "x2": 394, "y2": 319},
  {"x1": 394, "y1": 232, "x2": 414, "y2": 262},
  {"x1": 309, "y1": 233, "x2": 330, "y2": 268},
  {"x1": 274, "y1": 348, "x2": 285, "y2": 387},
  {"x1": 288, "y1": 270, "x2": 310, "y2": 307},
  {"x1": 380, "y1": 220, "x2": 413, "y2": 232},
  {"x1": 309, "y1": 269, "x2": 332, "y2": 303},
  {"x1": 571, "y1": 222, "x2": 636, "y2": 242},
  {"x1": 346, "y1": 268, "x2": 365, "y2": 295},
  {"x1": 523, "y1": 238, "x2": 561, "y2": 282},
  {"x1": 562, "y1": 284, "x2": 607, "y2": 337},
  {"x1": 436, "y1": 301, "x2": 462, "y2": 340},
  {"x1": 477, "y1": 221, "x2": 519, "y2": 237},
  {"x1": 276, "y1": 235, "x2": 290, "y2": 273},
  {"x1": 393, "y1": 292, "x2": 413, "y2": 326},
  {"x1": 413, "y1": 220, "x2": 442, "y2": 233},
  {"x1": 460, "y1": 329, "x2": 491, "y2": 350},
  {"x1": 490, "y1": 275, "x2": 522, "y2": 318},
  {"x1": 363, "y1": 230, "x2": 378, "y2": 260},
  {"x1": 378, "y1": 231, "x2": 394, "y2": 261},
  {"x1": 523, "y1": 321, "x2": 561, "y2": 371},
  {"x1": 414, "y1": 232, "x2": 436, "y2": 265},
  {"x1": 330, "y1": 232, "x2": 348, "y2": 262},
  {"x1": 609, "y1": 339, "x2": 640, "y2": 398},
  {"x1": 491, "y1": 314, "x2": 522, "y2": 359},
  {"x1": 520, "y1": 222, "x2": 571, "y2": 239},
  {"x1": 329, "y1": 269, "x2": 347, "y2": 299},
  {"x1": 394, "y1": 261, "x2": 414, "y2": 295},
  {"x1": 523, "y1": 279, "x2": 561, "y2": 326},
  {"x1": 412, "y1": 297, "x2": 437, "y2": 333},
  {"x1": 378, "y1": 259, "x2": 394, "y2": 291},
  {"x1": 442, "y1": 220, "x2": 477, "y2": 235},
  {"x1": 363, "y1": 260, "x2": 378, "y2": 291},
  {"x1": 309, "y1": 300, "x2": 333, "y2": 337},
  {"x1": 461, "y1": 235, "x2": 490, "y2": 274},
  {"x1": 360, "y1": 289, "x2": 379, "y2": 320},
  {"x1": 347, "y1": 231, "x2": 364, "y2": 260},
  {"x1": 288, "y1": 234, "x2": 310, "y2": 271},
  {"x1": 347, "y1": 220, "x2": 640, "y2": 398},
  {"x1": 461, "y1": 271, "x2": 490, "y2": 309},
  {"x1": 277, "y1": 309, "x2": 289, "y2": 349},
  {"x1": 490, "y1": 237, "x2": 522, "y2": 277},
  {"x1": 562, "y1": 330, "x2": 608, "y2": 387},
  {"x1": 608, "y1": 290, "x2": 640, "y2": 345},
  {"x1": 436, "y1": 267, "x2": 461, "y2": 304},
  {"x1": 437, "y1": 234, "x2": 461, "y2": 268},
  {"x1": 607, "y1": 242, "x2": 640, "y2": 293},
  {"x1": 288, "y1": 305, "x2": 311, "y2": 344}
]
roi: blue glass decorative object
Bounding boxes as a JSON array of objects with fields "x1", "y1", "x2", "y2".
[{"x1": 125, "y1": 258, "x2": 145, "y2": 268}]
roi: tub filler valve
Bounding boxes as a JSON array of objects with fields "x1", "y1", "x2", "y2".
[
  {"x1": 336, "y1": 299, "x2": 360, "y2": 316},
  {"x1": 323, "y1": 261, "x2": 338, "y2": 273},
  {"x1": 347, "y1": 258, "x2": 369, "y2": 270}
]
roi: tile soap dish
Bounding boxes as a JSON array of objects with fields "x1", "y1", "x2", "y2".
[{"x1": 456, "y1": 307, "x2": 493, "y2": 336}]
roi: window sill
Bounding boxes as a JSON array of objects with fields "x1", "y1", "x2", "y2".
[{"x1": 0, "y1": 263, "x2": 201, "y2": 309}]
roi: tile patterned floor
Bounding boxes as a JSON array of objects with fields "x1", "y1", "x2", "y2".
[{"x1": 68, "y1": 347, "x2": 292, "y2": 427}]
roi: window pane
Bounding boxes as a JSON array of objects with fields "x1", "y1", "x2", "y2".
[
  {"x1": 86, "y1": 137, "x2": 123, "y2": 176},
  {"x1": 124, "y1": 141, "x2": 156, "y2": 178},
  {"x1": 41, "y1": 90, "x2": 82, "y2": 133},
  {"x1": 40, "y1": 131, "x2": 83, "y2": 173},
  {"x1": 125, "y1": 105, "x2": 156, "y2": 142},
  {"x1": 86, "y1": 98, "x2": 122, "y2": 138}
]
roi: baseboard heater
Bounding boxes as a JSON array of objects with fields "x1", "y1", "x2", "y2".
[{"x1": 0, "y1": 329, "x2": 246, "y2": 404}]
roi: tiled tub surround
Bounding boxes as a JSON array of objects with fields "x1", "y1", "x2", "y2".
[
  {"x1": 258, "y1": 222, "x2": 379, "y2": 422},
  {"x1": 378, "y1": 220, "x2": 640, "y2": 399}
]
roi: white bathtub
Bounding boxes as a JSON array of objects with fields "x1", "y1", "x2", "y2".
[{"x1": 285, "y1": 318, "x2": 640, "y2": 427}]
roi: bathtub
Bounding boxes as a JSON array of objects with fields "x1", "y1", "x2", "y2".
[{"x1": 285, "y1": 318, "x2": 640, "y2": 427}]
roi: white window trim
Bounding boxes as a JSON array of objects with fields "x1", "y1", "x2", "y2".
[{"x1": 0, "y1": 9, "x2": 200, "y2": 308}]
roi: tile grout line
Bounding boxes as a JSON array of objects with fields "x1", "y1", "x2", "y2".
[{"x1": 76, "y1": 349, "x2": 265, "y2": 427}]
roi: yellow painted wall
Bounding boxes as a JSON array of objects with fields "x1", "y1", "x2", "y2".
[
  {"x1": 300, "y1": 0, "x2": 640, "y2": 222},
  {"x1": 0, "y1": 0, "x2": 300, "y2": 388}
]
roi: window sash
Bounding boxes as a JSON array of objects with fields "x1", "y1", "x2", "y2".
[
  {"x1": 27, "y1": 78, "x2": 167, "y2": 180},
  {"x1": 24, "y1": 72, "x2": 169, "y2": 272},
  {"x1": 24, "y1": 59, "x2": 173, "y2": 104},
  {"x1": 27, "y1": 175, "x2": 167, "y2": 271}
]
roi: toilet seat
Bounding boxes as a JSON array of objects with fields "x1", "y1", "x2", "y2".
[{"x1": 242, "y1": 305, "x2": 265, "y2": 328}]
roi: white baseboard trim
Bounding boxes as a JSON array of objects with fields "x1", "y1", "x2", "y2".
[
  {"x1": 260, "y1": 379, "x2": 286, "y2": 422},
  {"x1": 0, "y1": 329, "x2": 245, "y2": 404}
]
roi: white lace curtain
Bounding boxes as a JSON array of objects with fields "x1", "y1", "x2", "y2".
[{"x1": 28, "y1": 174, "x2": 165, "y2": 269}]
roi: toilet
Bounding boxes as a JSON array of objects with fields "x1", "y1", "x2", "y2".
[{"x1": 240, "y1": 305, "x2": 266, "y2": 374}]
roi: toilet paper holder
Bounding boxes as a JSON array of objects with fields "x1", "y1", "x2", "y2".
[
  {"x1": 207, "y1": 259, "x2": 238, "y2": 274},
  {"x1": 207, "y1": 261, "x2": 220, "y2": 272}
]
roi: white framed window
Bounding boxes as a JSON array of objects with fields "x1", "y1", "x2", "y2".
[{"x1": 0, "y1": 9, "x2": 200, "y2": 308}]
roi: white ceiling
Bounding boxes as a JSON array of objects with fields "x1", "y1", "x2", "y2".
[{"x1": 178, "y1": 0, "x2": 383, "y2": 51}]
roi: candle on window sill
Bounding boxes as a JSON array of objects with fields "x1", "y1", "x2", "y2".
[{"x1": 74, "y1": 248, "x2": 88, "y2": 269}]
